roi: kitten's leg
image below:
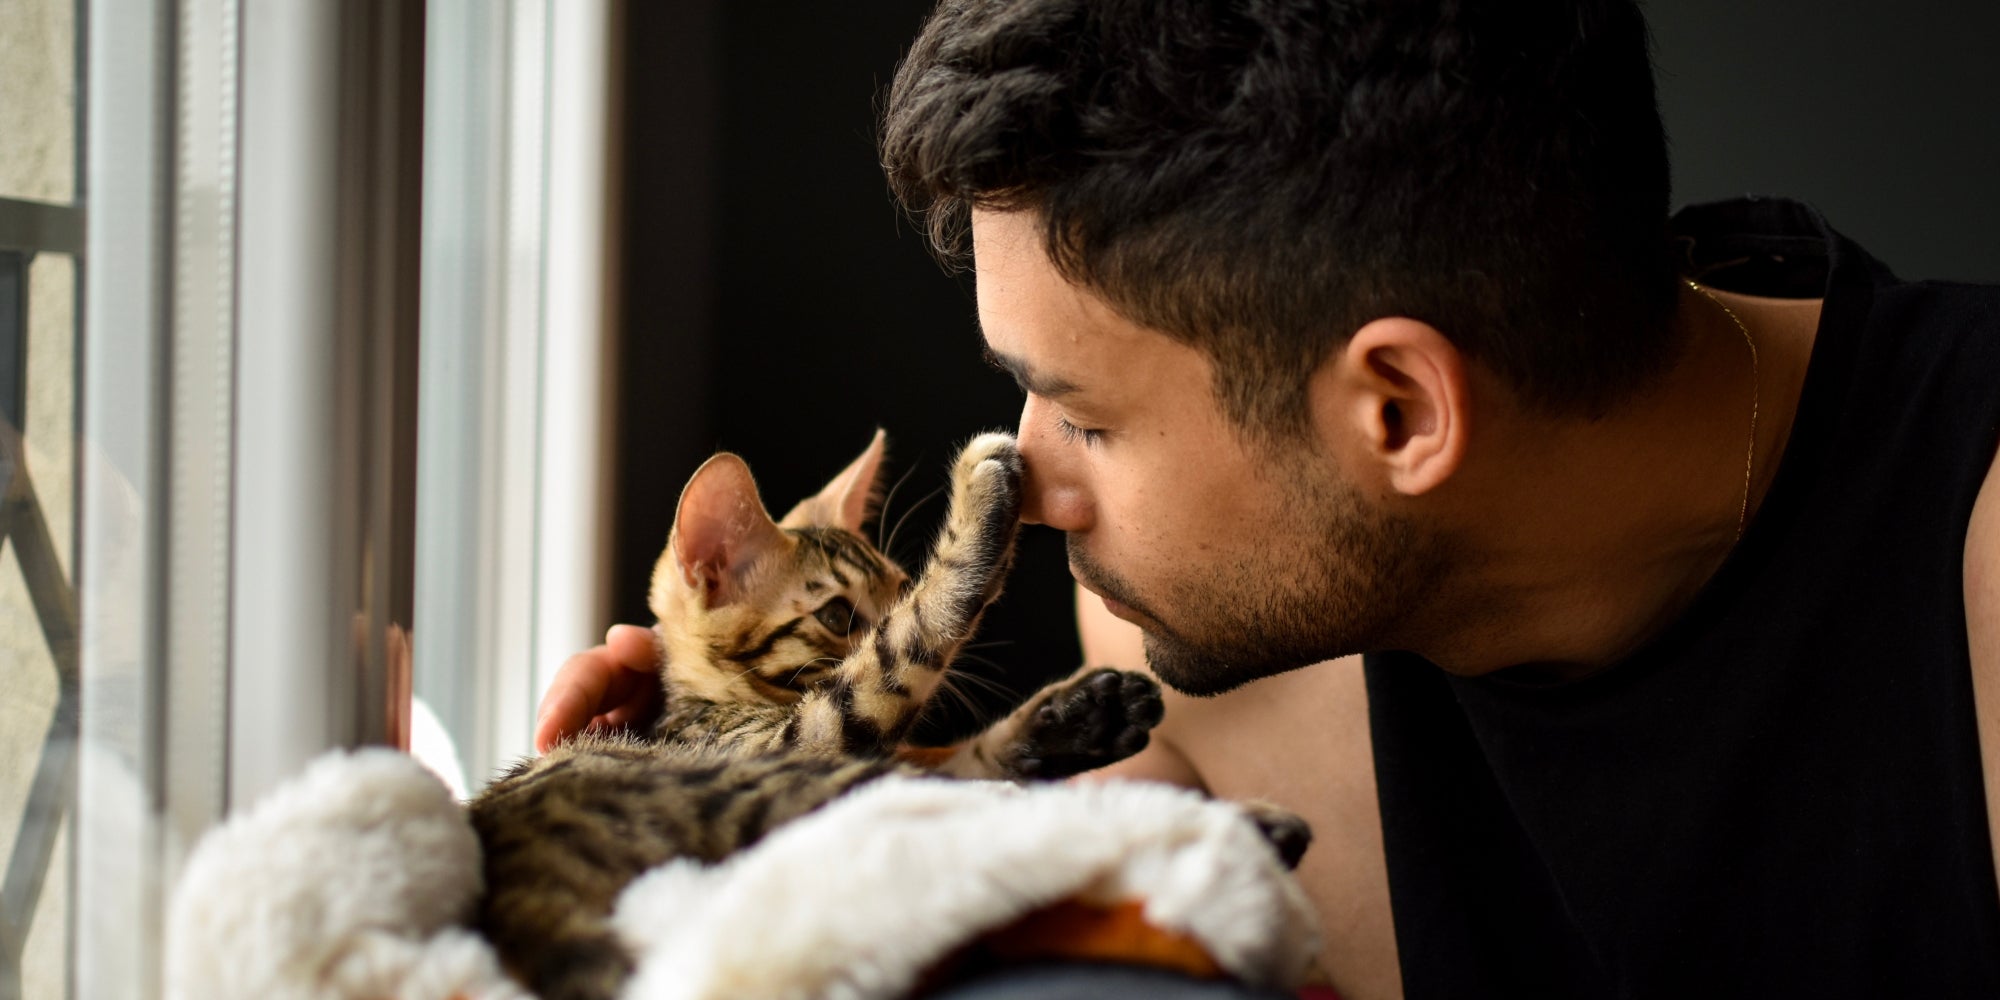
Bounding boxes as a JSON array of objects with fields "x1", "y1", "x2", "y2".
[
  {"x1": 925, "y1": 667, "x2": 1165, "y2": 780},
  {"x1": 786, "y1": 433, "x2": 1022, "y2": 756},
  {"x1": 1240, "y1": 799, "x2": 1314, "y2": 870}
]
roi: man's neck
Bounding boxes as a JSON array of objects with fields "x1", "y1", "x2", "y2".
[{"x1": 1406, "y1": 285, "x2": 1824, "y2": 678}]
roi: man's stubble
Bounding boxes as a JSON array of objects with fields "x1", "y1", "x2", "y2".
[{"x1": 1068, "y1": 454, "x2": 1440, "y2": 697}]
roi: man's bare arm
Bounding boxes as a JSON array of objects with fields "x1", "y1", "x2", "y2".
[{"x1": 1963, "y1": 447, "x2": 2000, "y2": 904}]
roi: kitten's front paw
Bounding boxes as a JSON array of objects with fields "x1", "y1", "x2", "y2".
[
  {"x1": 1240, "y1": 800, "x2": 1313, "y2": 870},
  {"x1": 952, "y1": 431, "x2": 1022, "y2": 522},
  {"x1": 942, "y1": 433, "x2": 1022, "y2": 592},
  {"x1": 1005, "y1": 667, "x2": 1164, "y2": 780}
]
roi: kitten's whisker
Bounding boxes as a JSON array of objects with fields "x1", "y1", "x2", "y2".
[
  {"x1": 788, "y1": 656, "x2": 843, "y2": 685},
  {"x1": 844, "y1": 615, "x2": 871, "y2": 644},
  {"x1": 911, "y1": 671, "x2": 982, "y2": 734},
  {"x1": 876, "y1": 456, "x2": 925, "y2": 550},
  {"x1": 941, "y1": 660, "x2": 1020, "y2": 700},
  {"x1": 933, "y1": 673, "x2": 984, "y2": 721},
  {"x1": 884, "y1": 485, "x2": 946, "y2": 561}
]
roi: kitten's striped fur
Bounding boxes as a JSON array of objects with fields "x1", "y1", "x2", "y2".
[{"x1": 469, "y1": 433, "x2": 1167, "y2": 1000}]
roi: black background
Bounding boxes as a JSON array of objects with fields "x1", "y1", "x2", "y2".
[{"x1": 612, "y1": 1, "x2": 2000, "y2": 739}]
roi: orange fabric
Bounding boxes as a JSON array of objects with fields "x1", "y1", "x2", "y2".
[{"x1": 975, "y1": 899, "x2": 1224, "y2": 980}]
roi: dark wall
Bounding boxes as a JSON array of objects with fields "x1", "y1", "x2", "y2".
[
  {"x1": 1649, "y1": 0, "x2": 2000, "y2": 281},
  {"x1": 614, "y1": 2, "x2": 1998, "y2": 737},
  {"x1": 617, "y1": 0, "x2": 1072, "y2": 740}
]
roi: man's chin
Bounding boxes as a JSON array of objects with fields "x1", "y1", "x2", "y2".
[{"x1": 1140, "y1": 630, "x2": 1312, "y2": 698}]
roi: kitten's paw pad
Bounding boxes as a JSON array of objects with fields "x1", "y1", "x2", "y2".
[
  {"x1": 1240, "y1": 800, "x2": 1313, "y2": 870},
  {"x1": 1010, "y1": 668, "x2": 1164, "y2": 779}
]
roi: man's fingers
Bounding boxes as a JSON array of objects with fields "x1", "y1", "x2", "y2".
[
  {"x1": 533, "y1": 626, "x2": 661, "y2": 754},
  {"x1": 604, "y1": 623, "x2": 656, "y2": 670},
  {"x1": 535, "y1": 648, "x2": 620, "y2": 753},
  {"x1": 599, "y1": 695, "x2": 662, "y2": 732}
]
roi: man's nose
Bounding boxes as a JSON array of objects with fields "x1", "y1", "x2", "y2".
[
  {"x1": 1017, "y1": 400, "x2": 1090, "y2": 531},
  {"x1": 1018, "y1": 452, "x2": 1052, "y2": 526}
]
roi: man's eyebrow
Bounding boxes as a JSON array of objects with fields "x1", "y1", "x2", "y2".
[{"x1": 982, "y1": 346, "x2": 1083, "y2": 400}]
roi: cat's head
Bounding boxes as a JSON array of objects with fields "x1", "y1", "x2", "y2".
[{"x1": 649, "y1": 430, "x2": 910, "y2": 704}]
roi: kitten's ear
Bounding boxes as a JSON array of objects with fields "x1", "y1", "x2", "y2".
[
  {"x1": 668, "y1": 453, "x2": 786, "y2": 606},
  {"x1": 780, "y1": 428, "x2": 887, "y2": 534}
]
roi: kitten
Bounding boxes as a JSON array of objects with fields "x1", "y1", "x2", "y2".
[{"x1": 469, "y1": 433, "x2": 1174, "y2": 1000}]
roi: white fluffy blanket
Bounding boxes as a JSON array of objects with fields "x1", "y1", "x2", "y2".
[{"x1": 167, "y1": 748, "x2": 1320, "y2": 1000}]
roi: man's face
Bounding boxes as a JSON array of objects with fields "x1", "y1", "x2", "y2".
[{"x1": 972, "y1": 211, "x2": 1437, "y2": 695}]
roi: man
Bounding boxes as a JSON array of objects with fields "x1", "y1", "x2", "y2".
[{"x1": 541, "y1": 1, "x2": 2000, "y2": 996}]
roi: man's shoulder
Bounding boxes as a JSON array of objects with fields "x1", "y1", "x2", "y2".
[{"x1": 1962, "y1": 417, "x2": 2000, "y2": 920}]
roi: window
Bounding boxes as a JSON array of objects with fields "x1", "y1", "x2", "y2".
[
  {"x1": 0, "y1": 5, "x2": 619, "y2": 998},
  {"x1": 416, "y1": 0, "x2": 619, "y2": 788}
]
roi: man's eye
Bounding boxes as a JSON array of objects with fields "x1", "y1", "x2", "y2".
[
  {"x1": 814, "y1": 597, "x2": 857, "y2": 634},
  {"x1": 1055, "y1": 415, "x2": 1103, "y2": 447}
]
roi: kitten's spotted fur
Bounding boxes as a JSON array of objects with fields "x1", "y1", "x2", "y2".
[{"x1": 469, "y1": 433, "x2": 1184, "y2": 1000}]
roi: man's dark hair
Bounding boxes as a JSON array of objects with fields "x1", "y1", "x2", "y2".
[{"x1": 882, "y1": 0, "x2": 1679, "y2": 433}]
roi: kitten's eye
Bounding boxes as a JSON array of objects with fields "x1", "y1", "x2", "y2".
[{"x1": 814, "y1": 597, "x2": 856, "y2": 635}]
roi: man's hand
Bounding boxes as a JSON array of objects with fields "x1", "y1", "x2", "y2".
[{"x1": 533, "y1": 624, "x2": 664, "y2": 753}]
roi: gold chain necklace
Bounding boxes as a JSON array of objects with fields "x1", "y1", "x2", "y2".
[{"x1": 1686, "y1": 279, "x2": 1760, "y2": 542}]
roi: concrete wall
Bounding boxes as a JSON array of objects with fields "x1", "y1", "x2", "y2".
[{"x1": 1, "y1": 0, "x2": 78, "y2": 996}]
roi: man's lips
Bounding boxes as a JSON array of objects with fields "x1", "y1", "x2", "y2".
[
  {"x1": 1099, "y1": 594, "x2": 1139, "y2": 622},
  {"x1": 1074, "y1": 570, "x2": 1142, "y2": 624}
]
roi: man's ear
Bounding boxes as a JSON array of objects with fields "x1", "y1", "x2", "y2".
[
  {"x1": 1311, "y1": 318, "x2": 1470, "y2": 497},
  {"x1": 668, "y1": 453, "x2": 787, "y2": 606},
  {"x1": 780, "y1": 428, "x2": 887, "y2": 533}
]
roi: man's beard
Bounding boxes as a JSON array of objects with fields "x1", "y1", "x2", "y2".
[{"x1": 1069, "y1": 469, "x2": 1437, "y2": 697}]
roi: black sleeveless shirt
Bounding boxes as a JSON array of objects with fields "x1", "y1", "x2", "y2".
[{"x1": 1365, "y1": 198, "x2": 2000, "y2": 998}]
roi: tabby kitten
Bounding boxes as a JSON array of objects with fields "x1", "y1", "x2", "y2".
[{"x1": 469, "y1": 433, "x2": 1168, "y2": 1000}]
